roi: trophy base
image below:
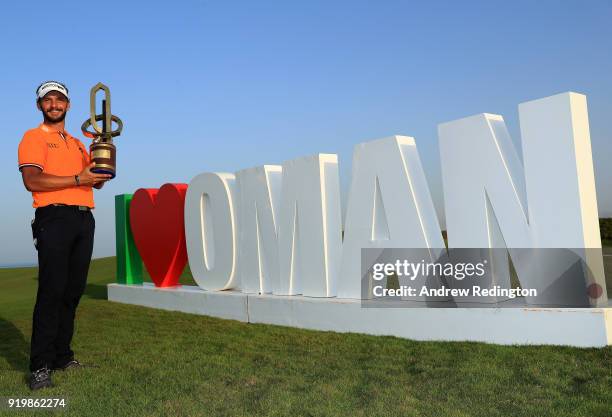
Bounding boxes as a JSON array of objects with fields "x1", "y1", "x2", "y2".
[
  {"x1": 90, "y1": 143, "x2": 116, "y2": 179},
  {"x1": 92, "y1": 166, "x2": 116, "y2": 179}
]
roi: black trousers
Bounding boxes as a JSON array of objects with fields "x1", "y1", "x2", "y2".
[{"x1": 29, "y1": 205, "x2": 95, "y2": 372}]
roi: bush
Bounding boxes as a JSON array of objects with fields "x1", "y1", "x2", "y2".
[{"x1": 600, "y1": 218, "x2": 612, "y2": 240}]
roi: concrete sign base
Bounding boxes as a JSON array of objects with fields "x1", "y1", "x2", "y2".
[{"x1": 108, "y1": 283, "x2": 612, "y2": 348}]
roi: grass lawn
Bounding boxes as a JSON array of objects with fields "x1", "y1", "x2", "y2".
[{"x1": 0, "y1": 257, "x2": 611, "y2": 417}]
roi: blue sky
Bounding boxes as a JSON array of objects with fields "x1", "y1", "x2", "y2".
[{"x1": 1, "y1": 0, "x2": 611, "y2": 265}]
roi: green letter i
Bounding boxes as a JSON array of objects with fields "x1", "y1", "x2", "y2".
[{"x1": 115, "y1": 194, "x2": 143, "y2": 284}]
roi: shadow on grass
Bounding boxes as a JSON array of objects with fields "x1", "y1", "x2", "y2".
[
  {"x1": 0, "y1": 317, "x2": 29, "y2": 372},
  {"x1": 83, "y1": 283, "x2": 108, "y2": 300}
]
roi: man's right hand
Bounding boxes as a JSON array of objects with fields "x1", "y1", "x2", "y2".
[{"x1": 78, "y1": 163, "x2": 112, "y2": 186}]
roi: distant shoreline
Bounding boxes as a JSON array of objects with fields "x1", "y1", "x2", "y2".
[
  {"x1": 0, "y1": 262, "x2": 37, "y2": 269},
  {"x1": 0, "y1": 256, "x2": 114, "y2": 269}
]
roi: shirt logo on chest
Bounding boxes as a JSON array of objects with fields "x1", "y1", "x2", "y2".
[{"x1": 47, "y1": 142, "x2": 60, "y2": 149}]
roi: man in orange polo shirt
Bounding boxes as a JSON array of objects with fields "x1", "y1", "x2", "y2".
[{"x1": 18, "y1": 81, "x2": 112, "y2": 390}]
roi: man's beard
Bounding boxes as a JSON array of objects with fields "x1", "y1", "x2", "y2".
[{"x1": 43, "y1": 109, "x2": 67, "y2": 123}]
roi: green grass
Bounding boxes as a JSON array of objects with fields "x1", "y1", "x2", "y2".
[{"x1": 1, "y1": 258, "x2": 611, "y2": 416}]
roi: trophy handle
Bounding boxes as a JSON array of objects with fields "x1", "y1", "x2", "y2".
[
  {"x1": 90, "y1": 83, "x2": 111, "y2": 135},
  {"x1": 81, "y1": 114, "x2": 123, "y2": 139}
]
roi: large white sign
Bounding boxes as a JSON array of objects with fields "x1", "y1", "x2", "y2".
[{"x1": 181, "y1": 92, "x2": 607, "y2": 307}]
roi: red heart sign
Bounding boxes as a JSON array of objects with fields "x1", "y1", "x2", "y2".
[{"x1": 130, "y1": 183, "x2": 188, "y2": 287}]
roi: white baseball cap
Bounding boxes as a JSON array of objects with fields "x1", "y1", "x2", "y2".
[{"x1": 36, "y1": 81, "x2": 69, "y2": 101}]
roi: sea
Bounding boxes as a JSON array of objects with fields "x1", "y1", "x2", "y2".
[{"x1": 0, "y1": 262, "x2": 37, "y2": 269}]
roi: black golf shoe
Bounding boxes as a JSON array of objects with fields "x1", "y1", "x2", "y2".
[
  {"x1": 29, "y1": 366, "x2": 53, "y2": 390},
  {"x1": 53, "y1": 359, "x2": 83, "y2": 371}
]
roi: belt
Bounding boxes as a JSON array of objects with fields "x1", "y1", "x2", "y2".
[{"x1": 50, "y1": 204, "x2": 92, "y2": 212}]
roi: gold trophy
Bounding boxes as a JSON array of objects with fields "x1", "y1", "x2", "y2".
[{"x1": 81, "y1": 83, "x2": 123, "y2": 178}]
